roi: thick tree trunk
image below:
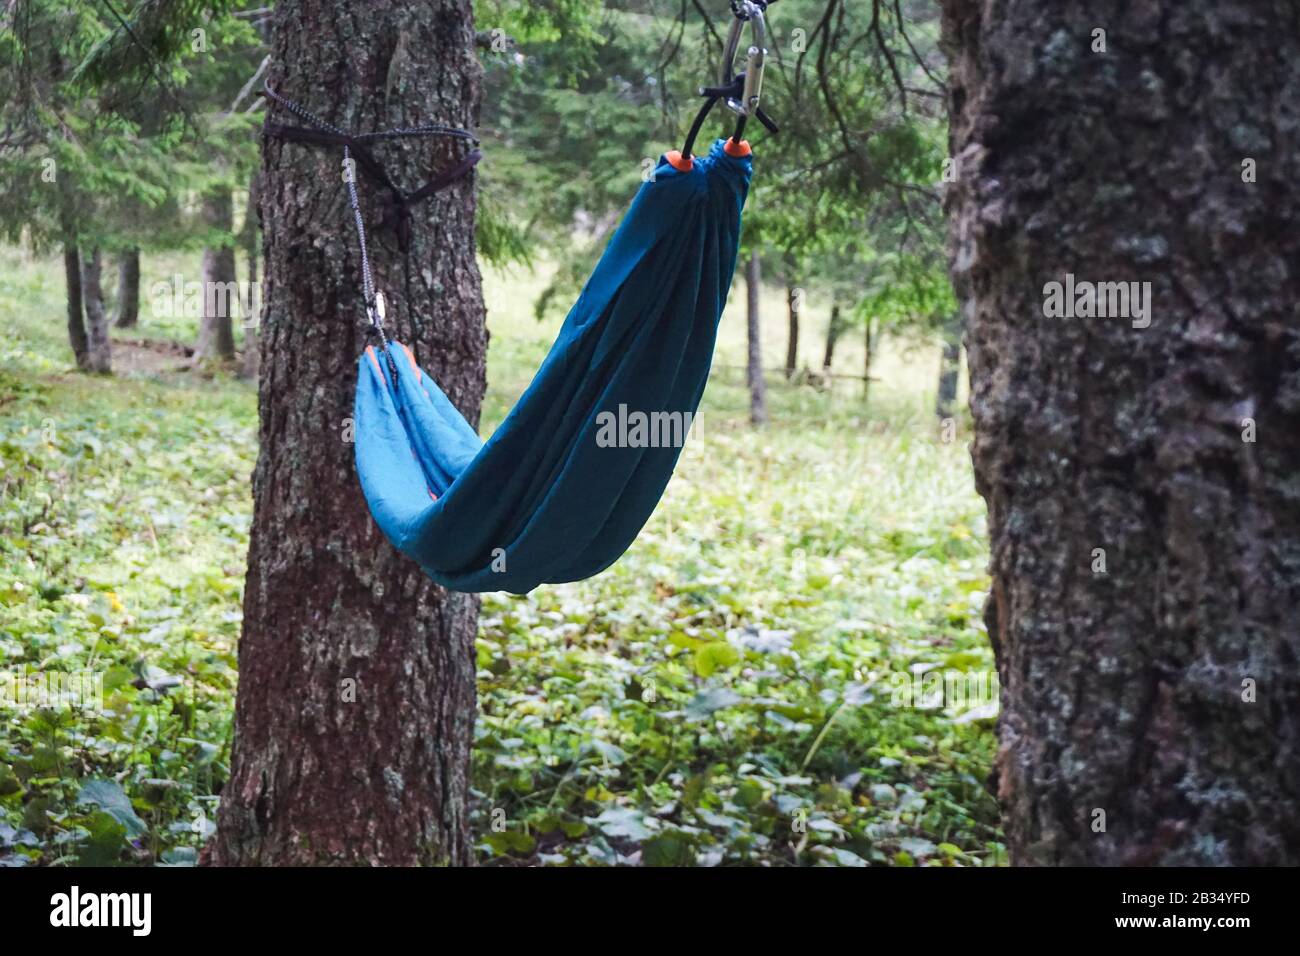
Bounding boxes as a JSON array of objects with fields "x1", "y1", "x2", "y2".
[
  {"x1": 822, "y1": 303, "x2": 841, "y2": 371},
  {"x1": 745, "y1": 250, "x2": 767, "y2": 425},
  {"x1": 196, "y1": 188, "x2": 238, "y2": 362},
  {"x1": 784, "y1": 284, "x2": 799, "y2": 380},
  {"x1": 943, "y1": 0, "x2": 1300, "y2": 864},
  {"x1": 206, "y1": 0, "x2": 486, "y2": 866},
  {"x1": 114, "y1": 248, "x2": 140, "y2": 328},
  {"x1": 936, "y1": 313, "x2": 960, "y2": 419},
  {"x1": 62, "y1": 243, "x2": 88, "y2": 370},
  {"x1": 239, "y1": 174, "x2": 261, "y2": 381},
  {"x1": 80, "y1": 248, "x2": 112, "y2": 373}
]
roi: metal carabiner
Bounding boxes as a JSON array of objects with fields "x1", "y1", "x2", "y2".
[
  {"x1": 678, "y1": 0, "x2": 776, "y2": 159},
  {"x1": 719, "y1": 0, "x2": 766, "y2": 118}
]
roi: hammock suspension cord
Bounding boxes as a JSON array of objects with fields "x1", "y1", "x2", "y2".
[
  {"x1": 681, "y1": 0, "x2": 780, "y2": 159},
  {"x1": 260, "y1": 84, "x2": 481, "y2": 376}
]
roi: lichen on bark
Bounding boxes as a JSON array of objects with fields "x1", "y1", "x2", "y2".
[{"x1": 942, "y1": 0, "x2": 1300, "y2": 865}]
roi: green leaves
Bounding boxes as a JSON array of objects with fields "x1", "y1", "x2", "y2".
[
  {"x1": 588, "y1": 806, "x2": 653, "y2": 842},
  {"x1": 641, "y1": 830, "x2": 697, "y2": 867},
  {"x1": 78, "y1": 811, "x2": 129, "y2": 866},
  {"x1": 481, "y1": 829, "x2": 537, "y2": 856},
  {"x1": 685, "y1": 687, "x2": 742, "y2": 721},
  {"x1": 0, "y1": 0, "x2": 263, "y2": 254},
  {"x1": 77, "y1": 779, "x2": 147, "y2": 838},
  {"x1": 0, "y1": 337, "x2": 250, "y2": 866},
  {"x1": 691, "y1": 641, "x2": 740, "y2": 678}
]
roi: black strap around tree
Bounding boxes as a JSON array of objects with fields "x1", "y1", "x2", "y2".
[{"x1": 260, "y1": 84, "x2": 481, "y2": 370}]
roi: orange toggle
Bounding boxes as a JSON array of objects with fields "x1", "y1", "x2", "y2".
[
  {"x1": 665, "y1": 150, "x2": 694, "y2": 172},
  {"x1": 724, "y1": 138, "x2": 752, "y2": 158}
]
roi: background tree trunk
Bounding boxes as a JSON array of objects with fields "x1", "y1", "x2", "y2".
[
  {"x1": 238, "y1": 174, "x2": 261, "y2": 381},
  {"x1": 196, "y1": 188, "x2": 238, "y2": 362},
  {"x1": 62, "y1": 242, "x2": 87, "y2": 370},
  {"x1": 206, "y1": 0, "x2": 486, "y2": 866},
  {"x1": 862, "y1": 316, "x2": 874, "y2": 403},
  {"x1": 943, "y1": 0, "x2": 1300, "y2": 864},
  {"x1": 745, "y1": 249, "x2": 767, "y2": 425},
  {"x1": 935, "y1": 312, "x2": 960, "y2": 419},
  {"x1": 784, "y1": 283, "x2": 799, "y2": 380},
  {"x1": 80, "y1": 247, "x2": 112, "y2": 373},
  {"x1": 822, "y1": 303, "x2": 841, "y2": 371},
  {"x1": 58, "y1": 184, "x2": 89, "y2": 370},
  {"x1": 114, "y1": 248, "x2": 140, "y2": 328}
]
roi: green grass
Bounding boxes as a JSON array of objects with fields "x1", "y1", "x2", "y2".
[{"x1": 0, "y1": 244, "x2": 1001, "y2": 866}]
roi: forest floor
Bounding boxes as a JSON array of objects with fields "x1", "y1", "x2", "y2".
[{"x1": 0, "y1": 245, "x2": 1004, "y2": 866}]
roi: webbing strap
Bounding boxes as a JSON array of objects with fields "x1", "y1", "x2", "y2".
[{"x1": 261, "y1": 84, "x2": 480, "y2": 360}]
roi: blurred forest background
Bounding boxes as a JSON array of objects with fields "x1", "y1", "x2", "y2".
[{"x1": 0, "y1": 0, "x2": 1001, "y2": 866}]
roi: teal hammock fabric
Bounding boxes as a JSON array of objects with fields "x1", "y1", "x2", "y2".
[{"x1": 355, "y1": 139, "x2": 752, "y2": 593}]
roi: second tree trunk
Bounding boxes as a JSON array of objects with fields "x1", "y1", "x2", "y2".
[
  {"x1": 196, "y1": 188, "x2": 237, "y2": 362},
  {"x1": 943, "y1": 0, "x2": 1300, "y2": 864},
  {"x1": 80, "y1": 248, "x2": 112, "y2": 373},
  {"x1": 115, "y1": 248, "x2": 140, "y2": 329},
  {"x1": 784, "y1": 284, "x2": 799, "y2": 380}
]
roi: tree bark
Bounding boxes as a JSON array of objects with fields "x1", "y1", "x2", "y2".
[
  {"x1": 80, "y1": 248, "x2": 112, "y2": 373},
  {"x1": 862, "y1": 315, "x2": 874, "y2": 403},
  {"x1": 745, "y1": 249, "x2": 768, "y2": 425},
  {"x1": 196, "y1": 188, "x2": 238, "y2": 362},
  {"x1": 238, "y1": 174, "x2": 261, "y2": 381},
  {"x1": 58, "y1": 183, "x2": 89, "y2": 370},
  {"x1": 114, "y1": 248, "x2": 140, "y2": 328},
  {"x1": 936, "y1": 313, "x2": 960, "y2": 419},
  {"x1": 943, "y1": 0, "x2": 1300, "y2": 864},
  {"x1": 206, "y1": 0, "x2": 486, "y2": 866},
  {"x1": 784, "y1": 284, "x2": 799, "y2": 380},
  {"x1": 62, "y1": 243, "x2": 88, "y2": 370},
  {"x1": 822, "y1": 303, "x2": 841, "y2": 371}
]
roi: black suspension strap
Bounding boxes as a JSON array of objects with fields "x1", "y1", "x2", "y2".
[{"x1": 261, "y1": 84, "x2": 481, "y2": 372}]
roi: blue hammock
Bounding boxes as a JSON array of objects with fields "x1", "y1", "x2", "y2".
[{"x1": 355, "y1": 139, "x2": 753, "y2": 593}]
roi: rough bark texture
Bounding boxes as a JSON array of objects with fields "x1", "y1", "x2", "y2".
[
  {"x1": 784, "y1": 284, "x2": 799, "y2": 379},
  {"x1": 196, "y1": 189, "x2": 238, "y2": 362},
  {"x1": 943, "y1": 0, "x2": 1300, "y2": 864},
  {"x1": 239, "y1": 175, "x2": 261, "y2": 381},
  {"x1": 822, "y1": 303, "x2": 841, "y2": 370},
  {"x1": 745, "y1": 250, "x2": 768, "y2": 425},
  {"x1": 114, "y1": 248, "x2": 140, "y2": 328},
  {"x1": 206, "y1": 0, "x2": 486, "y2": 866},
  {"x1": 62, "y1": 242, "x2": 87, "y2": 370},
  {"x1": 58, "y1": 180, "x2": 89, "y2": 370},
  {"x1": 80, "y1": 247, "x2": 112, "y2": 373},
  {"x1": 936, "y1": 313, "x2": 960, "y2": 419}
]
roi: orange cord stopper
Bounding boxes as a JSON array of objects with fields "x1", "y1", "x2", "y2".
[
  {"x1": 665, "y1": 150, "x2": 694, "y2": 172},
  {"x1": 724, "y1": 139, "x2": 752, "y2": 157}
]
